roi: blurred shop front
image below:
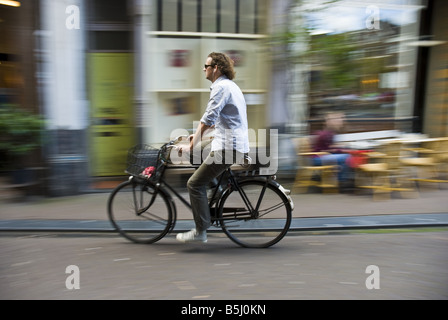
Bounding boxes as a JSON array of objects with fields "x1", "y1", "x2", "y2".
[
  {"x1": 299, "y1": 0, "x2": 448, "y2": 137},
  {"x1": 2, "y1": 0, "x2": 447, "y2": 197}
]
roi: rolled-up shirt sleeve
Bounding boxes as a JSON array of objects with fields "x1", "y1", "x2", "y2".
[{"x1": 200, "y1": 85, "x2": 227, "y2": 126}]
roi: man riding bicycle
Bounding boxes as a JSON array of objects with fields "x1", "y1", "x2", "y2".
[{"x1": 176, "y1": 52, "x2": 250, "y2": 243}]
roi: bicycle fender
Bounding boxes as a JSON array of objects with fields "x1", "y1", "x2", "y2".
[
  {"x1": 264, "y1": 179, "x2": 294, "y2": 211},
  {"x1": 278, "y1": 184, "x2": 294, "y2": 211}
]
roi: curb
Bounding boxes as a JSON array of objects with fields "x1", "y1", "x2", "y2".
[{"x1": 0, "y1": 213, "x2": 447, "y2": 233}]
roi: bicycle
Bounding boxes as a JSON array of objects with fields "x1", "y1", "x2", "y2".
[{"x1": 107, "y1": 136, "x2": 294, "y2": 248}]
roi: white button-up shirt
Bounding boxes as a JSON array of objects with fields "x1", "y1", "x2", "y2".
[{"x1": 200, "y1": 76, "x2": 250, "y2": 154}]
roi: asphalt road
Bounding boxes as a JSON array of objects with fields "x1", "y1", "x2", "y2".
[{"x1": 1, "y1": 229, "x2": 447, "y2": 301}]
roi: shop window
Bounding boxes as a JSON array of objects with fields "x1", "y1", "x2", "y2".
[
  {"x1": 304, "y1": 1, "x2": 422, "y2": 132},
  {"x1": 156, "y1": 0, "x2": 264, "y2": 34}
]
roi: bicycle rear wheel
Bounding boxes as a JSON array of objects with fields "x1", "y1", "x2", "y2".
[
  {"x1": 108, "y1": 178, "x2": 173, "y2": 244},
  {"x1": 218, "y1": 180, "x2": 292, "y2": 248}
]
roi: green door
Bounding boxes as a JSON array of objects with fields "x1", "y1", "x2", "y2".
[{"x1": 88, "y1": 53, "x2": 135, "y2": 176}]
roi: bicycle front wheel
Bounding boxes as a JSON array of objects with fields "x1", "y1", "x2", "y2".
[
  {"x1": 218, "y1": 180, "x2": 292, "y2": 248},
  {"x1": 108, "y1": 179, "x2": 173, "y2": 244}
]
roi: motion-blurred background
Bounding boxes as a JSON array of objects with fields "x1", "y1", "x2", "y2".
[{"x1": 0, "y1": 0, "x2": 446, "y2": 197}]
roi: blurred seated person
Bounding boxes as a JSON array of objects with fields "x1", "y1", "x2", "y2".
[{"x1": 312, "y1": 112, "x2": 352, "y2": 189}]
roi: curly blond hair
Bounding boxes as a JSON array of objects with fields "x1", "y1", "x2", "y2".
[{"x1": 208, "y1": 52, "x2": 236, "y2": 80}]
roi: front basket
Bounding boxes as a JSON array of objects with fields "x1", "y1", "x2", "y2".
[{"x1": 126, "y1": 144, "x2": 161, "y2": 177}]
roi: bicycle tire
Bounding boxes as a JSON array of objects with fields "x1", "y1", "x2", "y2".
[
  {"x1": 108, "y1": 178, "x2": 173, "y2": 244},
  {"x1": 218, "y1": 179, "x2": 292, "y2": 248}
]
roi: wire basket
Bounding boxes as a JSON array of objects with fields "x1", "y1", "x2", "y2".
[{"x1": 126, "y1": 144, "x2": 162, "y2": 178}]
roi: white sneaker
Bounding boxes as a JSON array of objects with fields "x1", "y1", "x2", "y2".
[{"x1": 176, "y1": 228, "x2": 207, "y2": 243}]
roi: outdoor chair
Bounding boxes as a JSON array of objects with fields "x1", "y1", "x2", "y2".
[
  {"x1": 356, "y1": 141, "x2": 417, "y2": 200},
  {"x1": 400, "y1": 137, "x2": 448, "y2": 189}
]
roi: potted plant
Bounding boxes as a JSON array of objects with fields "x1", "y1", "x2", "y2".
[{"x1": 0, "y1": 105, "x2": 45, "y2": 184}]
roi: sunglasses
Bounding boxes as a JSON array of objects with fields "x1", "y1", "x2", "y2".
[{"x1": 204, "y1": 64, "x2": 215, "y2": 69}]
